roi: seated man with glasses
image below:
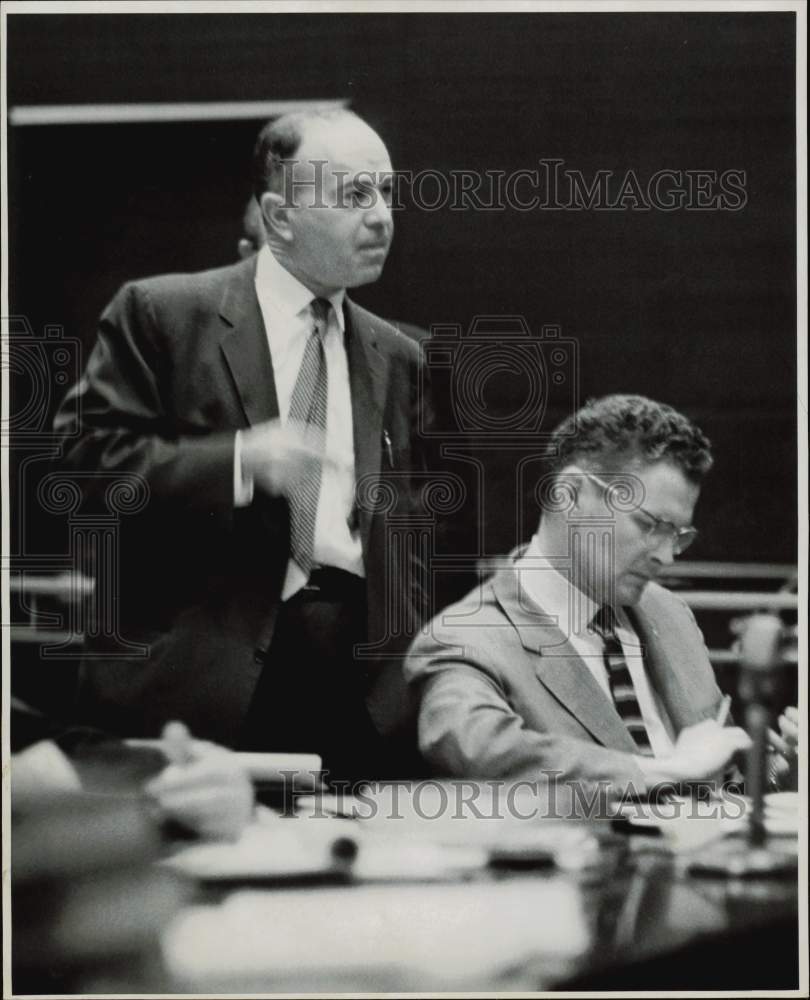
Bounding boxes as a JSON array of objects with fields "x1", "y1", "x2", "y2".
[{"x1": 405, "y1": 394, "x2": 793, "y2": 795}]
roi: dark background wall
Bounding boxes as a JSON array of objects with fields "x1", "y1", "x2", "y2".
[{"x1": 7, "y1": 12, "x2": 797, "y2": 570}]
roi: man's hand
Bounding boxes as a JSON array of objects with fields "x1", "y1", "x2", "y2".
[
  {"x1": 777, "y1": 705, "x2": 799, "y2": 755},
  {"x1": 240, "y1": 419, "x2": 328, "y2": 498},
  {"x1": 768, "y1": 705, "x2": 799, "y2": 790},
  {"x1": 144, "y1": 722, "x2": 254, "y2": 841},
  {"x1": 641, "y1": 719, "x2": 752, "y2": 786}
]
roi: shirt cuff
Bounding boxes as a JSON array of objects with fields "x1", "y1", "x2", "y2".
[{"x1": 233, "y1": 430, "x2": 254, "y2": 507}]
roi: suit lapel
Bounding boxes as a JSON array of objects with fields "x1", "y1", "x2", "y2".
[
  {"x1": 492, "y1": 566, "x2": 640, "y2": 752},
  {"x1": 629, "y1": 599, "x2": 710, "y2": 731},
  {"x1": 345, "y1": 301, "x2": 388, "y2": 557},
  {"x1": 218, "y1": 257, "x2": 280, "y2": 425}
]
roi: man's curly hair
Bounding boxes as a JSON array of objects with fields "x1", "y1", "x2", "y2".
[{"x1": 548, "y1": 394, "x2": 713, "y2": 483}]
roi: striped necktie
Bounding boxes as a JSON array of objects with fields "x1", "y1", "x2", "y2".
[
  {"x1": 287, "y1": 297, "x2": 330, "y2": 578},
  {"x1": 592, "y1": 605, "x2": 654, "y2": 755}
]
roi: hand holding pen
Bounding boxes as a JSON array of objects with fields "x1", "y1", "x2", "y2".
[
  {"x1": 715, "y1": 695, "x2": 798, "y2": 762},
  {"x1": 144, "y1": 721, "x2": 254, "y2": 841}
]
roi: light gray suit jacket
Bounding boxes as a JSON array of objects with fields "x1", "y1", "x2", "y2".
[{"x1": 405, "y1": 561, "x2": 726, "y2": 790}]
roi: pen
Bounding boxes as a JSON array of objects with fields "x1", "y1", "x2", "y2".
[
  {"x1": 715, "y1": 694, "x2": 731, "y2": 726},
  {"x1": 383, "y1": 429, "x2": 394, "y2": 468}
]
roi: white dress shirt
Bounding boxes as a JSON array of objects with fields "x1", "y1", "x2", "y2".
[
  {"x1": 235, "y1": 245, "x2": 364, "y2": 599},
  {"x1": 515, "y1": 535, "x2": 675, "y2": 758}
]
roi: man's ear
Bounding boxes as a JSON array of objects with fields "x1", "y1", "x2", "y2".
[
  {"x1": 557, "y1": 464, "x2": 582, "y2": 509},
  {"x1": 237, "y1": 238, "x2": 257, "y2": 260},
  {"x1": 260, "y1": 191, "x2": 293, "y2": 243}
]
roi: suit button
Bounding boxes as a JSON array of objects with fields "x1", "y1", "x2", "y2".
[{"x1": 254, "y1": 650, "x2": 265, "y2": 665}]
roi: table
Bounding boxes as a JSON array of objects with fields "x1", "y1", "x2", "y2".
[{"x1": 160, "y1": 802, "x2": 801, "y2": 993}]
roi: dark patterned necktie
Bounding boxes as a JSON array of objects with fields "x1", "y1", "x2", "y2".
[
  {"x1": 287, "y1": 297, "x2": 330, "y2": 578},
  {"x1": 592, "y1": 605, "x2": 654, "y2": 755}
]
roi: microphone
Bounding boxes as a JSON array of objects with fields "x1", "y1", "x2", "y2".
[
  {"x1": 689, "y1": 611, "x2": 796, "y2": 878},
  {"x1": 738, "y1": 613, "x2": 783, "y2": 848}
]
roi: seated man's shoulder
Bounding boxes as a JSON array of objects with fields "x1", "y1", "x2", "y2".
[
  {"x1": 638, "y1": 579, "x2": 696, "y2": 623},
  {"x1": 408, "y1": 576, "x2": 515, "y2": 658}
]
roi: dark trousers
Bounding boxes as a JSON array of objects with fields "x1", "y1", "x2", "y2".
[{"x1": 240, "y1": 569, "x2": 389, "y2": 785}]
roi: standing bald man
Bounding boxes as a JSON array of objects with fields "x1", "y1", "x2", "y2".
[{"x1": 54, "y1": 110, "x2": 430, "y2": 782}]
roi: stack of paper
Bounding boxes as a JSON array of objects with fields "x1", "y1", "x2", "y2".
[{"x1": 163, "y1": 880, "x2": 590, "y2": 991}]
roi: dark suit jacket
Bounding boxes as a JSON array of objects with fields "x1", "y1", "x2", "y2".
[
  {"x1": 405, "y1": 562, "x2": 726, "y2": 792},
  {"x1": 53, "y1": 256, "x2": 430, "y2": 744}
]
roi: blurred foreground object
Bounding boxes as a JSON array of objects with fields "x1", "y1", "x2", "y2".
[
  {"x1": 689, "y1": 613, "x2": 797, "y2": 878},
  {"x1": 12, "y1": 792, "x2": 189, "y2": 993},
  {"x1": 143, "y1": 721, "x2": 255, "y2": 842},
  {"x1": 12, "y1": 706, "x2": 256, "y2": 842}
]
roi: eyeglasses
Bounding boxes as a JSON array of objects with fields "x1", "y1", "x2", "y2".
[{"x1": 580, "y1": 470, "x2": 699, "y2": 555}]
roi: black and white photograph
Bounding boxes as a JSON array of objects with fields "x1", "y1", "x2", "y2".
[{"x1": 2, "y1": 1, "x2": 806, "y2": 995}]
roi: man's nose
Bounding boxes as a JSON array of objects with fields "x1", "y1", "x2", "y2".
[
  {"x1": 364, "y1": 191, "x2": 393, "y2": 229},
  {"x1": 649, "y1": 533, "x2": 677, "y2": 566}
]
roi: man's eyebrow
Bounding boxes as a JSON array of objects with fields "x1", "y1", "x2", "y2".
[
  {"x1": 640, "y1": 506, "x2": 691, "y2": 528},
  {"x1": 335, "y1": 171, "x2": 391, "y2": 195}
]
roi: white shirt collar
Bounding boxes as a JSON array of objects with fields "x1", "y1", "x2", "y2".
[
  {"x1": 515, "y1": 535, "x2": 636, "y2": 637},
  {"x1": 515, "y1": 534, "x2": 602, "y2": 636},
  {"x1": 255, "y1": 244, "x2": 345, "y2": 332}
]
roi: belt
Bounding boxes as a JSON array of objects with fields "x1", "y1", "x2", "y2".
[{"x1": 297, "y1": 566, "x2": 366, "y2": 600}]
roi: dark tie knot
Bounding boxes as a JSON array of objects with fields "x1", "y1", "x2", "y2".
[
  {"x1": 591, "y1": 605, "x2": 618, "y2": 640},
  {"x1": 310, "y1": 297, "x2": 331, "y2": 333}
]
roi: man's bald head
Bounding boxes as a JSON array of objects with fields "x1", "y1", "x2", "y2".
[{"x1": 253, "y1": 108, "x2": 371, "y2": 201}]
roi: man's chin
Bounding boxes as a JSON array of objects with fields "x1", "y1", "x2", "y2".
[
  {"x1": 617, "y1": 575, "x2": 651, "y2": 606},
  {"x1": 347, "y1": 263, "x2": 387, "y2": 288}
]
